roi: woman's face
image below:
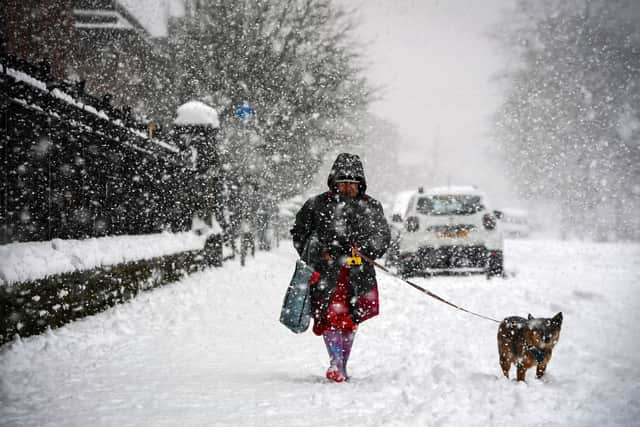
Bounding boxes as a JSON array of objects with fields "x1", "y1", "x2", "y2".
[{"x1": 336, "y1": 182, "x2": 359, "y2": 198}]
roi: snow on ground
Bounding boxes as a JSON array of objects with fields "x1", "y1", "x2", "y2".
[{"x1": 1, "y1": 238, "x2": 639, "y2": 426}]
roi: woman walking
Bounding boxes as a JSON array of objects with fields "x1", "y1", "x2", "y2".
[{"x1": 290, "y1": 153, "x2": 390, "y2": 382}]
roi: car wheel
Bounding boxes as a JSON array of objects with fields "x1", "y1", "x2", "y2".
[
  {"x1": 487, "y1": 250, "x2": 504, "y2": 277},
  {"x1": 386, "y1": 240, "x2": 400, "y2": 266},
  {"x1": 399, "y1": 258, "x2": 416, "y2": 278}
]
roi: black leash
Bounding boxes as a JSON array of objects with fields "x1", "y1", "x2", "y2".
[{"x1": 356, "y1": 250, "x2": 501, "y2": 324}]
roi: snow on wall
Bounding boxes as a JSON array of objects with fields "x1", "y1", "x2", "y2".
[
  {"x1": 0, "y1": 232, "x2": 210, "y2": 286},
  {"x1": 174, "y1": 101, "x2": 220, "y2": 128}
]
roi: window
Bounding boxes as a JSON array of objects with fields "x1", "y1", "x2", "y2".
[{"x1": 416, "y1": 195, "x2": 484, "y2": 216}]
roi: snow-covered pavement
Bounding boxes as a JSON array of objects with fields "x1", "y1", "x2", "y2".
[{"x1": 1, "y1": 238, "x2": 639, "y2": 426}]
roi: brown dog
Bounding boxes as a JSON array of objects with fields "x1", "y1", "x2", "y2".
[{"x1": 497, "y1": 312, "x2": 563, "y2": 381}]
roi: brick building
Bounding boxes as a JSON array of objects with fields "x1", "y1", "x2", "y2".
[
  {"x1": 0, "y1": 0, "x2": 77, "y2": 79},
  {"x1": 1, "y1": 0, "x2": 170, "y2": 117}
]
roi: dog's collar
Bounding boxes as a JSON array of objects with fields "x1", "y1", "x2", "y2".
[{"x1": 528, "y1": 346, "x2": 546, "y2": 363}]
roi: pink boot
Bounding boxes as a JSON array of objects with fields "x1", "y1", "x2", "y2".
[{"x1": 326, "y1": 364, "x2": 348, "y2": 382}]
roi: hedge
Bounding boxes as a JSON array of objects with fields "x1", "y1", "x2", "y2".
[{"x1": 0, "y1": 248, "x2": 213, "y2": 346}]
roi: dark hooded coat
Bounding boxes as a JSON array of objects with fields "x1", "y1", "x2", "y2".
[{"x1": 290, "y1": 153, "x2": 391, "y2": 327}]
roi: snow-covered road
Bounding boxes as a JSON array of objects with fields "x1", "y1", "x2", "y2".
[{"x1": 1, "y1": 239, "x2": 639, "y2": 426}]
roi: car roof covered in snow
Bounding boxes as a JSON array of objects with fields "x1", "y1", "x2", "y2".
[
  {"x1": 419, "y1": 185, "x2": 486, "y2": 197},
  {"x1": 500, "y1": 207, "x2": 529, "y2": 217}
]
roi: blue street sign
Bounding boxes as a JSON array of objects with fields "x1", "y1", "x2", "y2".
[{"x1": 236, "y1": 103, "x2": 254, "y2": 119}]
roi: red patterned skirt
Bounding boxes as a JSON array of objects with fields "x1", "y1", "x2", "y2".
[{"x1": 313, "y1": 266, "x2": 357, "y2": 335}]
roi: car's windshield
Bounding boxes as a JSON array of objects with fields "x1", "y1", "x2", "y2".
[{"x1": 416, "y1": 195, "x2": 484, "y2": 216}]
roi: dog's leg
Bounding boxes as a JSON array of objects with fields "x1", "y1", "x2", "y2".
[
  {"x1": 536, "y1": 350, "x2": 553, "y2": 378},
  {"x1": 516, "y1": 363, "x2": 527, "y2": 381},
  {"x1": 499, "y1": 356, "x2": 511, "y2": 378},
  {"x1": 536, "y1": 360, "x2": 548, "y2": 378}
]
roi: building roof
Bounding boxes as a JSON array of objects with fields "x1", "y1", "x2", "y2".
[{"x1": 72, "y1": 0, "x2": 156, "y2": 41}]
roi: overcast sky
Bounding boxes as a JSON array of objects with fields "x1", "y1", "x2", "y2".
[{"x1": 345, "y1": 0, "x2": 515, "y2": 203}]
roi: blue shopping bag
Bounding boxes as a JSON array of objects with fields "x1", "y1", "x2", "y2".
[{"x1": 279, "y1": 259, "x2": 315, "y2": 333}]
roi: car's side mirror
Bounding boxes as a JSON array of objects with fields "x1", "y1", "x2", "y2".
[{"x1": 483, "y1": 214, "x2": 497, "y2": 230}]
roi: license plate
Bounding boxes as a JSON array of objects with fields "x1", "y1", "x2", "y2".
[{"x1": 437, "y1": 230, "x2": 468, "y2": 239}]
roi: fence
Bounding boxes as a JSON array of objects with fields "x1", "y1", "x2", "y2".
[{"x1": 1, "y1": 54, "x2": 222, "y2": 245}]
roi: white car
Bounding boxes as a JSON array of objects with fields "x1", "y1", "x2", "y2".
[
  {"x1": 496, "y1": 208, "x2": 531, "y2": 238},
  {"x1": 395, "y1": 186, "x2": 504, "y2": 276}
]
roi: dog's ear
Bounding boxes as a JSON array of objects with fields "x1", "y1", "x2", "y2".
[
  {"x1": 528, "y1": 313, "x2": 534, "y2": 320},
  {"x1": 552, "y1": 312, "x2": 563, "y2": 326}
]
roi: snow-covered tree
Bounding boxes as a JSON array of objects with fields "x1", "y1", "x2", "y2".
[
  {"x1": 167, "y1": 0, "x2": 374, "y2": 199},
  {"x1": 494, "y1": 0, "x2": 640, "y2": 240}
]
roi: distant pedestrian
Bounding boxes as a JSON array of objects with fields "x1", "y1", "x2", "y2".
[
  {"x1": 239, "y1": 217, "x2": 255, "y2": 266},
  {"x1": 290, "y1": 153, "x2": 390, "y2": 382},
  {"x1": 236, "y1": 183, "x2": 257, "y2": 266}
]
